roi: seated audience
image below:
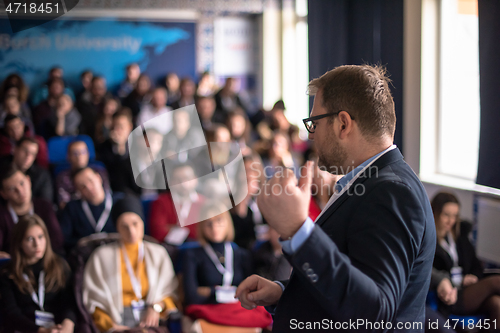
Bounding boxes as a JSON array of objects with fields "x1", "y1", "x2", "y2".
[
  {"x1": 32, "y1": 77, "x2": 66, "y2": 136},
  {"x1": 0, "y1": 215, "x2": 76, "y2": 333},
  {"x1": 182, "y1": 202, "x2": 271, "y2": 328},
  {"x1": 0, "y1": 114, "x2": 49, "y2": 169},
  {"x1": 0, "y1": 164, "x2": 63, "y2": 257},
  {"x1": 118, "y1": 63, "x2": 141, "y2": 99},
  {"x1": 97, "y1": 108, "x2": 141, "y2": 196},
  {"x1": 31, "y1": 66, "x2": 75, "y2": 108},
  {"x1": 149, "y1": 163, "x2": 205, "y2": 244},
  {"x1": 59, "y1": 167, "x2": 117, "y2": 252},
  {"x1": 214, "y1": 77, "x2": 249, "y2": 121},
  {"x1": 76, "y1": 70, "x2": 93, "y2": 106},
  {"x1": 0, "y1": 73, "x2": 30, "y2": 110},
  {"x1": 196, "y1": 71, "x2": 217, "y2": 97},
  {"x1": 44, "y1": 94, "x2": 81, "y2": 139},
  {"x1": 231, "y1": 154, "x2": 266, "y2": 250},
  {"x1": 3, "y1": 137, "x2": 53, "y2": 202},
  {"x1": 78, "y1": 76, "x2": 111, "y2": 141},
  {"x1": 122, "y1": 74, "x2": 152, "y2": 119},
  {"x1": 165, "y1": 73, "x2": 180, "y2": 106},
  {"x1": 262, "y1": 131, "x2": 300, "y2": 179},
  {"x1": 83, "y1": 195, "x2": 177, "y2": 332},
  {"x1": 253, "y1": 227, "x2": 292, "y2": 281},
  {"x1": 432, "y1": 192, "x2": 500, "y2": 321},
  {"x1": 94, "y1": 97, "x2": 120, "y2": 144},
  {"x1": 196, "y1": 95, "x2": 216, "y2": 132},
  {"x1": 55, "y1": 140, "x2": 109, "y2": 209},
  {"x1": 170, "y1": 77, "x2": 196, "y2": 110},
  {"x1": 0, "y1": 95, "x2": 34, "y2": 130},
  {"x1": 136, "y1": 87, "x2": 172, "y2": 135},
  {"x1": 226, "y1": 108, "x2": 252, "y2": 156}
]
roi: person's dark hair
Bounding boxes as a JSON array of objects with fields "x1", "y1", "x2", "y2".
[
  {"x1": 307, "y1": 64, "x2": 396, "y2": 140},
  {"x1": 91, "y1": 76, "x2": 105, "y2": 85},
  {"x1": 0, "y1": 73, "x2": 29, "y2": 103},
  {"x1": 80, "y1": 70, "x2": 92, "y2": 80},
  {"x1": 7, "y1": 214, "x2": 68, "y2": 294},
  {"x1": 3, "y1": 114, "x2": 22, "y2": 126},
  {"x1": 16, "y1": 136, "x2": 38, "y2": 148},
  {"x1": 66, "y1": 140, "x2": 88, "y2": 155},
  {"x1": 431, "y1": 192, "x2": 461, "y2": 239},
  {"x1": 111, "y1": 195, "x2": 144, "y2": 227},
  {"x1": 47, "y1": 77, "x2": 65, "y2": 90},
  {"x1": 272, "y1": 100, "x2": 286, "y2": 111},
  {"x1": 0, "y1": 163, "x2": 23, "y2": 190},
  {"x1": 49, "y1": 66, "x2": 62, "y2": 75},
  {"x1": 70, "y1": 166, "x2": 95, "y2": 182},
  {"x1": 112, "y1": 106, "x2": 133, "y2": 124}
]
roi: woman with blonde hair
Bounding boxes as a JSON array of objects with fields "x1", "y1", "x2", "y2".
[
  {"x1": 182, "y1": 201, "x2": 272, "y2": 328},
  {"x1": 0, "y1": 214, "x2": 76, "y2": 333}
]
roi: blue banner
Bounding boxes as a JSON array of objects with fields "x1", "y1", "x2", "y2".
[{"x1": 0, "y1": 17, "x2": 196, "y2": 93}]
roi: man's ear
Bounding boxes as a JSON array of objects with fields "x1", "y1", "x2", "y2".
[{"x1": 337, "y1": 111, "x2": 354, "y2": 139}]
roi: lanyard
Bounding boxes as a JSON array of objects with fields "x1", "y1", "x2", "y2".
[
  {"x1": 23, "y1": 271, "x2": 45, "y2": 311},
  {"x1": 440, "y1": 232, "x2": 459, "y2": 267},
  {"x1": 8, "y1": 203, "x2": 34, "y2": 224},
  {"x1": 249, "y1": 199, "x2": 263, "y2": 225},
  {"x1": 203, "y1": 242, "x2": 234, "y2": 287},
  {"x1": 81, "y1": 193, "x2": 112, "y2": 233},
  {"x1": 121, "y1": 242, "x2": 145, "y2": 301},
  {"x1": 315, "y1": 145, "x2": 397, "y2": 222}
]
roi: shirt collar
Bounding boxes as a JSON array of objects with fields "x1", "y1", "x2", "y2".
[{"x1": 335, "y1": 145, "x2": 396, "y2": 192}]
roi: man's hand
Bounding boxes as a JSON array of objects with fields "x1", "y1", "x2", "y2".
[
  {"x1": 462, "y1": 274, "x2": 478, "y2": 287},
  {"x1": 257, "y1": 161, "x2": 313, "y2": 239},
  {"x1": 437, "y1": 278, "x2": 457, "y2": 305},
  {"x1": 140, "y1": 307, "x2": 160, "y2": 328},
  {"x1": 235, "y1": 275, "x2": 283, "y2": 310},
  {"x1": 0, "y1": 251, "x2": 10, "y2": 259}
]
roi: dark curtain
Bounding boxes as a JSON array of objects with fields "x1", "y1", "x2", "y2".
[
  {"x1": 308, "y1": 0, "x2": 404, "y2": 151},
  {"x1": 476, "y1": 0, "x2": 500, "y2": 190}
]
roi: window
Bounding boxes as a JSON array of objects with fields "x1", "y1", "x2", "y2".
[{"x1": 420, "y1": 0, "x2": 480, "y2": 183}]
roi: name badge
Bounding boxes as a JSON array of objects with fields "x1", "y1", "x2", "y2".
[
  {"x1": 35, "y1": 310, "x2": 55, "y2": 328},
  {"x1": 215, "y1": 286, "x2": 238, "y2": 304},
  {"x1": 131, "y1": 299, "x2": 146, "y2": 323},
  {"x1": 451, "y1": 266, "x2": 463, "y2": 287}
]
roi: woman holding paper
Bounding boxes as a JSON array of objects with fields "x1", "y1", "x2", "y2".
[
  {"x1": 0, "y1": 214, "x2": 76, "y2": 333},
  {"x1": 182, "y1": 201, "x2": 272, "y2": 328},
  {"x1": 82, "y1": 195, "x2": 178, "y2": 332}
]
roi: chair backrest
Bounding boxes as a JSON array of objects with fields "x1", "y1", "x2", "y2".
[
  {"x1": 68, "y1": 233, "x2": 120, "y2": 333},
  {"x1": 47, "y1": 135, "x2": 96, "y2": 165}
]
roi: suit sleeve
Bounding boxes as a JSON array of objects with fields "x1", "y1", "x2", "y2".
[{"x1": 284, "y1": 181, "x2": 427, "y2": 323}]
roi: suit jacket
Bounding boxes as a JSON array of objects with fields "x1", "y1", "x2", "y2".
[
  {"x1": 273, "y1": 148, "x2": 436, "y2": 332},
  {"x1": 433, "y1": 222, "x2": 483, "y2": 283}
]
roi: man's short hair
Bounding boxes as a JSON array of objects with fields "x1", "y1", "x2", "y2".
[
  {"x1": 67, "y1": 140, "x2": 88, "y2": 155},
  {"x1": 4, "y1": 114, "x2": 21, "y2": 125},
  {"x1": 16, "y1": 136, "x2": 38, "y2": 148},
  {"x1": 47, "y1": 77, "x2": 65, "y2": 89},
  {"x1": 70, "y1": 166, "x2": 95, "y2": 182},
  {"x1": 0, "y1": 163, "x2": 23, "y2": 190},
  {"x1": 112, "y1": 107, "x2": 133, "y2": 124},
  {"x1": 308, "y1": 64, "x2": 396, "y2": 139}
]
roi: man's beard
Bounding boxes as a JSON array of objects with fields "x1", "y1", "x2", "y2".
[{"x1": 317, "y1": 136, "x2": 348, "y2": 175}]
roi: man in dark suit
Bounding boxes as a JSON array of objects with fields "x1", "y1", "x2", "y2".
[{"x1": 236, "y1": 65, "x2": 436, "y2": 332}]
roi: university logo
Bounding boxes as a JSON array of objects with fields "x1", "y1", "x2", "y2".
[{"x1": 128, "y1": 104, "x2": 248, "y2": 228}]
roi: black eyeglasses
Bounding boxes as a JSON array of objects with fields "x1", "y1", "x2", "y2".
[{"x1": 303, "y1": 111, "x2": 355, "y2": 134}]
